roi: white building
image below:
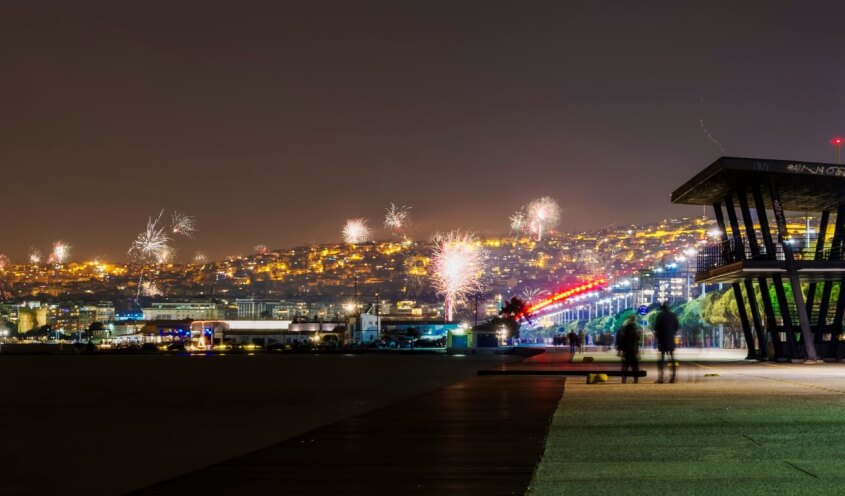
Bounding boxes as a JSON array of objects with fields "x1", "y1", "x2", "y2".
[{"x1": 142, "y1": 301, "x2": 226, "y2": 321}]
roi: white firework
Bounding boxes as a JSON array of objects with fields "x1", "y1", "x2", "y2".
[
  {"x1": 254, "y1": 244, "x2": 268, "y2": 255},
  {"x1": 193, "y1": 252, "x2": 208, "y2": 264},
  {"x1": 171, "y1": 212, "x2": 197, "y2": 238},
  {"x1": 342, "y1": 218, "x2": 372, "y2": 244},
  {"x1": 384, "y1": 203, "x2": 412, "y2": 238},
  {"x1": 49, "y1": 241, "x2": 72, "y2": 264},
  {"x1": 141, "y1": 280, "x2": 163, "y2": 297},
  {"x1": 431, "y1": 231, "x2": 486, "y2": 321},
  {"x1": 510, "y1": 209, "x2": 526, "y2": 235},
  {"x1": 526, "y1": 196, "x2": 561, "y2": 241},
  {"x1": 129, "y1": 212, "x2": 171, "y2": 264},
  {"x1": 155, "y1": 245, "x2": 176, "y2": 265},
  {"x1": 521, "y1": 287, "x2": 547, "y2": 303},
  {"x1": 28, "y1": 247, "x2": 42, "y2": 264}
]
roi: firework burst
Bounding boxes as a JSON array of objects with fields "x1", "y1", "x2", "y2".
[
  {"x1": 141, "y1": 280, "x2": 163, "y2": 297},
  {"x1": 384, "y1": 203, "x2": 412, "y2": 239},
  {"x1": 0, "y1": 254, "x2": 9, "y2": 271},
  {"x1": 171, "y1": 212, "x2": 197, "y2": 238},
  {"x1": 521, "y1": 287, "x2": 547, "y2": 303},
  {"x1": 193, "y1": 252, "x2": 208, "y2": 264},
  {"x1": 509, "y1": 209, "x2": 526, "y2": 235},
  {"x1": 155, "y1": 245, "x2": 176, "y2": 265},
  {"x1": 430, "y1": 230, "x2": 486, "y2": 321},
  {"x1": 129, "y1": 212, "x2": 171, "y2": 264},
  {"x1": 49, "y1": 241, "x2": 72, "y2": 264},
  {"x1": 28, "y1": 247, "x2": 42, "y2": 264},
  {"x1": 342, "y1": 218, "x2": 372, "y2": 244},
  {"x1": 254, "y1": 244, "x2": 268, "y2": 255},
  {"x1": 526, "y1": 196, "x2": 560, "y2": 241}
]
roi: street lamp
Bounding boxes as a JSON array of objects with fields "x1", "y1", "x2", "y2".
[{"x1": 832, "y1": 137, "x2": 843, "y2": 164}]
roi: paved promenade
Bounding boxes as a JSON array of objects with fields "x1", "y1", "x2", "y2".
[
  {"x1": 529, "y1": 352, "x2": 845, "y2": 495},
  {"x1": 134, "y1": 375, "x2": 565, "y2": 495}
]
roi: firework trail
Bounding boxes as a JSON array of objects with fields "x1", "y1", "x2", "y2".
[
  {"x1": 28, "y1": 247, "x2": 42, "y2": 264},
  {"x1": 526, "y1": 197, "x2": 561, "y2": 241},
  {"x1": 431, "y1": 231, "x2": 486, "y2": 321},
  {"x1": 171, "y1": 212, "x2": 197, "y2": 238},
  {"x1": 342, "y1": 218, "x2": 372, "y2": 244},
  {"x1": 48, "y1": 241, "x2": 72, "y2": 264},
  {"x1": 254, "y1": 244, "x2": 268, "y2": 255},
  {"x1": 0, "y1": 254, "x2": 9, "y2": 271},
  {"x1": 193, "y1": 252, "x2": 208, "y2": 264},
  {"x1": 384, "y1": 203, "x2": 412, "y2": 239},
  {"x1": 699, "y1": 119, "x2": 726, "y2": 153}
]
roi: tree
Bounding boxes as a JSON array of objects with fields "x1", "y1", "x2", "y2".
[{"x1": 88, "y1": 321, "x2": 106, "y2": 340}]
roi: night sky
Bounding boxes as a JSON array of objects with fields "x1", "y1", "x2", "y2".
[{"x1": 2, "y1": 1, "x2": 844, "y2": 262}]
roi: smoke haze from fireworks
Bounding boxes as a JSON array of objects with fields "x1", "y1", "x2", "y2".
[
  {"x1": 171, "y1": 212, "x2": 197, "y2": 238},
  {"x1": 430, "y1": 230, "x2": 486, "y2": 320},
  {"x1": 342, "y1": 218, "x2": 372, "y2": 244}
]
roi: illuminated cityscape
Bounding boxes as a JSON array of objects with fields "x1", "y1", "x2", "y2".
[{"x1": 4, "y1": 2, "x2": 845, "y2": 495}]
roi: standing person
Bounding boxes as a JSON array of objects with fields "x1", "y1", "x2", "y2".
[
  {"x1": 616, "y1": 316, "x2": 641, "y2": 384},
  {"x1": 578, "y1": 330, "x2": 585, "y2": 353},
  {"x1": 655, "y1": 301, "x2": 680, "y2": 383},
  {"x1": 568, "y1": 329, "x2": 578, "y2": 355}
]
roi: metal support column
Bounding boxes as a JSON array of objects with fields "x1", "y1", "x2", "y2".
[
  {"x1": 737, "y1": 187, "x2": 767, "y2": 357},
  {"x1": 768, "y1": 176, "x2": 818, "y2": 361},
  {"x1": 808, "y1": 210, "x2": 829, "y2": 351},
  {"x1": 724, "y1": 195, "x2": 756, "y2": 357},
  {"x1": 751, "y1": 182, "x2": 784, "y2": 358},
  {"x1": 716, "y1": 200, "x2": 756, "y2": 358}
]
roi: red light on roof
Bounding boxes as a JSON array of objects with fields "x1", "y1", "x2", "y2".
[{"x1": 832, "y1": 137, "x2": 843, "y2": 145}]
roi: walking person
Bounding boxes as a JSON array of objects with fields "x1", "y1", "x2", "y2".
[
  {"x1": 654, "y1": 301, "x2": 679, "y2": 383},
  {"x1": 616, "y1": 316, "x2": 641, "y2": 384}
]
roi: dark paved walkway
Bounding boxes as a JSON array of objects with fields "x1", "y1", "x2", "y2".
[
  {"x1": 480, "y1": 349, "x2": 646, "y2": 377},
  {"x1": 133, "y1": 375, "x2": 565, "y2": 495}
]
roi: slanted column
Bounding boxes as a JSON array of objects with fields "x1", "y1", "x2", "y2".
[
  {"x1": 768, "y1": 176, "x2": 818, "y2": 361},
  {"x1": 716, "y1": 199, "x2": 756, "y2": 358},
  {"x1": 750, "y1": 181, "x2": 783, "y2": 358},
  {"x1": 807, "y1": 210, "x2": 829, "y2": 348}
]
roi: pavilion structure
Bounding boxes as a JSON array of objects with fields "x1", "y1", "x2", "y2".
[{"x1": 672, "y1": 156, "x2": 845, "y2": 361}]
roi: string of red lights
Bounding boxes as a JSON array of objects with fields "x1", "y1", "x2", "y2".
[{"x1": 517, "y1": 278, "x2": 607, "y2": 320}]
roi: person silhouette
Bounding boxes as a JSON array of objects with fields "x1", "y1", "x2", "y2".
[
  {"x1": 654, "y1": 301, "x2": 679, "y2": 383},
  {"x1": 616, "y1": 316, "x2": 640, "y2": 384}
]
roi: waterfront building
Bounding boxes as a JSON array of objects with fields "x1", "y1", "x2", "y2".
[
  {"x1": 142, "y1": 301, "x2": 226, "y2": 321},
  {"x1": 672, "y1": 156, "x2": 845, "y2": 360}
]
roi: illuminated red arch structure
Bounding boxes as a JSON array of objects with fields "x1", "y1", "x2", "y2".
[{"x1": 516, "y1": 278, "x2": 606, "y2": 320}]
